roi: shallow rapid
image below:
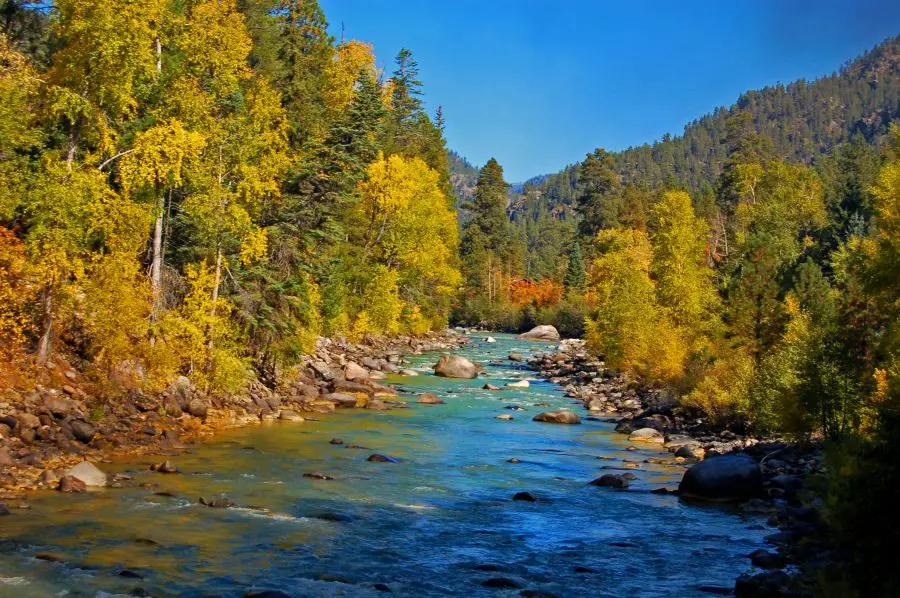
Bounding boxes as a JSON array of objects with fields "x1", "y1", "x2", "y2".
[{"x1": 0, "y1": 334, "x2": 767, "y2": 597}]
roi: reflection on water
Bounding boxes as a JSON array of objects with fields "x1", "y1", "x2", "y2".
[{"x1": 0, "y1": 334, "x2": 766, "y2": 597}]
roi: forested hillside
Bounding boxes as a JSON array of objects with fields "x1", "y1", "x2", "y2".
[
  {"x1": 0, "y1": 0, "x2": 459, "y2": 391},
  {"x1": 520, "y1": 36, "x2": 900, "y2": 218}
]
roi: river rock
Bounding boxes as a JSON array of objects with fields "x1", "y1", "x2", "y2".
[
  {"x1": 365, "y1": 399, "x2": 387, "y2": 410},
  {"x1": 484, "y1": 336, "x2": 497, "y2": 343},
  {"x1": 675, "y1": 445, "x2": 706, "y2": 459},
  {"x1": 628, "y1": 428, "x2": 665, "y2": 444},
  {"x1": 65, "y1": 461, "x2": 107, "y2": 487},
  {"x1": 303, "y1": 472, "x2": 334, "y2": 480},
  {"x1": 518, "y1": 325, "x2": 560, "y2": 342},
  {"x1": 324, "y1": 393, "x2": 364, "y2": 408},
  {"x1": 512, "y1": 491, "x2": 539, "y2": 502},
  {"x1": 508, "y1": 352, "x2": 525, "y2": 361},
  {"x1": 44, "y1": 396, "x2": 74, "y2": 418},
  {"x1": 150, "y1": 460, "x2": 178, "y2": 473},
  {"x1": 400, "y1": 369, "x2": 419, "y2": 376},
  {"x1": 344, "y1": 361, "x2": 369, "y2": 381},
  {"x1": 434, "y1": 355, "x2": 482, "y2": 379},
  {"x1": 71, "y1": 420, "x2": 96, "y2": 443},
  {"x1": 332, "y1": 380, "x2": 374, "y2": 399},
  {"x1": 199, "y1": 496, "x2": 234, "y2": 508},
  {"x1": 590, "y1": 474, "x2": 629, "y2": 489},
  {"x1": 58, "y1": 475, "x2": 86, "y2": 493},
  {"x1": 495, "y1": 414, "x2": 514, "y2": 420},
  {"x1": 417, "y1": 393, "x2": 445, "y2": 404},
  {"x1": 187, "y1": 399, "x2": 208, "y2": 419},
  {"x1": 483, "y1": 384, "x2": 501, "y2": 390},
  {"x1": 329, "y1": 438, "x2": 344, "y2": 445},
  {"x1": 678, "y1": 453, "x2": 764, "y2": 501},
  {"x1": 367, "y1": 454, "x2": 399, "y2": 463},
  {"x1": 0, "y1": 447, "x2": 13, "y2": 467},
  {"x1": 0, "y1": 502, "x2": 9, "y2": 516},
  {"x1": 533, "y1": 411, "x2": 581, "y2": 424},
  {"x1": 18, "y1": 412, "x2": 40, "y2": 429},
  {"x1": 279, "y1": 410, "x2": 304, "y2": 421},
  {"x1": 506, "y1": 380, "x2": 530, "y2": 388}
]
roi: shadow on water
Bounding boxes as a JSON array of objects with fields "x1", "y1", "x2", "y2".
[{"x1": 0, "y1": 334, "x2": 768, "y2": 597}]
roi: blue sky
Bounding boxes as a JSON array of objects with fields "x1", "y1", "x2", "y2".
[{"x1": 319, "y1": 0, "x2": 900, "y2": 182}]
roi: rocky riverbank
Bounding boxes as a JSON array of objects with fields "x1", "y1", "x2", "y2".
[
  {"x1": 0, "y1": 332, "x2": 467, "y2": 501},
  {"x1": 527, "y1": 337, "x2": 828, "y2": 597}
]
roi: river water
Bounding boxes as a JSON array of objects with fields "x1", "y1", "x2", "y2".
[{"x1": 0, "y1": 334, "x2": 767, "y2": 597}]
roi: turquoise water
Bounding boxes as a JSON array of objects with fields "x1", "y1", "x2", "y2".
[{"x1": 0, "y1": 334, "x2": 766, "y2": 596}]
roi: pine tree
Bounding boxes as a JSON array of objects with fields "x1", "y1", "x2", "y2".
[{"x1": 563, "y1": 240, "x2": 585, "y2": 294}]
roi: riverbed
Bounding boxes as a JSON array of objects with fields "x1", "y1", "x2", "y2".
[{"x1": 0, "y1": 333, "x2": 767, "y2": 597}]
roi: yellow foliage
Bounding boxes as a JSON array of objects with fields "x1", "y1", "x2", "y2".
[
  {"x1": 155, "y1": 262, "x2": 249, "y2": 393},
  {"x1": 357, "y1": 153, "x2": 462, "y2": 305},
  {"x1": 349, "y1": 311, "x2": 374, "y2": 343},
  {"x1": 402, "y1": 304, "x2": 431, "y2": 336},
  {"x1": 120, "y1": 120, "x2": 206, "y2": 193},
  {"x1": 0, "y1": 227, "x2": 35, "y2": 364},
  {"x1": 81, "y1": 252, "x2": 152, "y2": 376},
  {"x1": 683, "y1": 347, "x2": 755, "y2": 424},
  {"x1": 323, "y1": 40, "x2": 378, "y2": 118},
  {"x1": 178, "y1": 0, "x2": 252, "y2": 99},
  {"x1": 585, "y1": 228, "x2": 687, "y2": 384},
  {"x1": 0, "y1": 34, "x2": 41, "y2": 219},
  {"x1": 239, "y1": 227, "x2": 269, "y2": 266},
  {"x1": 361, "y1": 265, "x2": 404, "y2": 334}
]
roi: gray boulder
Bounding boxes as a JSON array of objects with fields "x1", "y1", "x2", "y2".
[
  {"x1": 434, "y1": 355, "x2": 482, "y2": 379},
  {"x1": 678, "y1": 453, "x2": 763, "y2": 501},
  {"x1": 518, "y1": 325, "x2": 560, "y2": 342},
  {"x1": 65, "y1": 461, "x2": 107, "y2": 487},
  {"x1": 344, "y1": 361, "x2": 369, "y2": 381}
]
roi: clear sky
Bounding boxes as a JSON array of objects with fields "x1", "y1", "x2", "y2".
[{"x1": 319, "y1": 0, "x2": 900, "y2": 182}]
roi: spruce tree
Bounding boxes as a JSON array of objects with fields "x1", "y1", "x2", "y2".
[{"x1": 564, "y1": 240, "x2": 586, "y2": 294}]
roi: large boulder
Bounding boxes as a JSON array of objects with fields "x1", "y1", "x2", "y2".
[
  {"x1": 678, "y1": 453, "x2": 764, "y2": 501},
  {"x1": 343, "y1": 362, "x2": 369, "y2": 382},
  {"x1": 532, "y1": 411, "x2": 581, "y2": 425},
  {"x1": 434, "y1": 355, "x2": 482, "y2": 379},
  {"x1": 518, "y1": 325, "x2": 560, "y2": 342},
  {"x1": 64, "y1": 461, "x2": 107, "y2": 487}
]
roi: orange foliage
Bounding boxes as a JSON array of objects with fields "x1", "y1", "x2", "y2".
[{"x1": 505, "y1": 275, "x2": 564, "y2": 307}]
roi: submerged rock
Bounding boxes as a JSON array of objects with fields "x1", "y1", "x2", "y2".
[
  {"x1": 417, "y1": 393, "x2": 445, "y2": 405},
  {"x1": 482, "y1": 384, "x2": 501, "y2": 390},
  {"x1": 303, "y1": 472, "x2": 334, "y2": 480},
  {"x1": 532, "y1": 411, "x2": 581, "y2": 425},
  {"x1": 628, "y1": 428, "x2": 665, "y2": 444},
  {"x1": 590, "y1": 474, "x2": 629, "y2": 489},
  {"x1": 678, "y1": 453, "x2": 764, "y2": 501},
  {"x1": 518, "y1": 325, "x2": 560, "y2": 342},
  {"x1": 150, "y1": 460, "x2": 178, "y2": 474},
  {"x1": 512, "y1": 491, "x2": 539, "y2": 502},
  {"x1": 434, "y1": 355, "x2": 482, "y2": 379},
  {"x1": 367, "y1": 454, "x2": 399, "y2": 463},
  {"x1": 481, "y1": 577, "x2": 522, "y2": 589},
  {"x1": 199, "y1": 496, "x2": 235, "y2": 508}
]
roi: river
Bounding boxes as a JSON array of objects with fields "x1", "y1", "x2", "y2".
[{"x1": 0, "y1": 333, "x2": 767, "y2": 597}]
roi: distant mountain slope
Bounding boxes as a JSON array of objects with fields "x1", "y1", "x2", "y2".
[
  {"x1": 448, "y1": 150, "x2": 479, "y2": 206},
  {"x1": 519, "y1": 35, "x2": 900, "y2": 216}
]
